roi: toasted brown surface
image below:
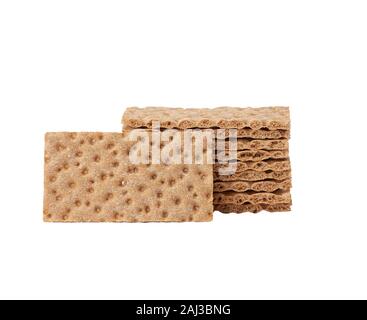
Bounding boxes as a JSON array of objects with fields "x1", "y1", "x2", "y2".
[
  {"x1": 214, "y1": 170, "x2": 291, "y2": 182},
  {"x1": 215, "y1": 203, "x2": 291, "y2": 213},
  {"x1": 44, "y1": 132, "x2": 213, "y2": 222},
  {"x1": 214, "y1": 191, "x2": 291, "y2": 205},
  {"x1": 123, "y1": 107, "x2": 290, "y2": 129},
  {"x1": 214, "y1": 179, "x2": 292, "y2": 192}
]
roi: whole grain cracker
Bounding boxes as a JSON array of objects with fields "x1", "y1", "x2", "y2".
[
  {"x1": 216, "y1": 128, "x2": 290, "y2": 139},
  {"x1": 214, "y1": 179, "x2": 292, "y2": 193},
  {"x1": 214, "y1": 191, "x2": 291, "y2": 205},
  {"x1": 125, "y1": 127, "x2": 290, "y2": 140},
  {"x1": 214, "y1": 159, "x2": 291, "y2": 173},
  {"x1": 214, "y1": 170, "x2": 291, "y2": 182},
  {"x1": 44, "y1": 132, "x2": 213, "y2": 222},
  {"x1": 216, "y1": 149, "x2": 289, "y2": 162},
  {"x1": 215, "y1": 203, "x2": 291, "y2": 213},
  {"x1": 123, "y1": 107, "x2": 290, "y2": 130},
  {"x1": 220, "y1": 139, "x2": 288, "y2": 151}
]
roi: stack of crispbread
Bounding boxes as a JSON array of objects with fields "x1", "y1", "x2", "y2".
[
  {"x1": 43, "y1": 106, "x2": 292, "y2": 223},
  {"x1": 123, "y1": 107, "x2": 292, "y2": 214}
]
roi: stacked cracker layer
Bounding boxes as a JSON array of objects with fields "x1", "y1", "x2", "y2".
[{"x1": 123, "y1": 107, "x2": 292, "y2": 214}]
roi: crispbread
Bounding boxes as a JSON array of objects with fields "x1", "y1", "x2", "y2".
[
  {"x1": 123, "y1": 107, "x2": 290, "y2": 130},
  {"x1": 124, "y1": 128, "x2": 215, "y2": 164},
  {"x1": 214, "y1": 170, "x2": 291, "y2": 181},
  {"x1": 219, "y1": 139, "x2": 288, "y2": 151},
  {"x1": 216, "y1": 128, "x2": 290, "y2": 139},
  {"x1": 216, "y1": 149, "x2": 289, "y2": 162},
  {"x1": 214, "y1": 159, "x2": 291, "y2": 173},
  {"x1": 44, "y1": 132, "x2": 213, "y2": 222},
  {"x1": 215, "y1": 203, "x2": 291, "y2": 213},
  {"x1": 214, "y1": 191, "x2": 291, "y2": 205},
  {"x1": 124, "y1": 127, "x2": 290, "y2": 140},
  {"x1": 214, "y1": 179, "x2": 292, "y2": 193}
]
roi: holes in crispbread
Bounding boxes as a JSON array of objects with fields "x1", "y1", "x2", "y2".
[
  {"x1": 55, "y1": 143, "x2": 66, "y2": 152},
  {"x1": 106, "y1": 142, "x2": 115, "y2": 150},
  {"x1": 89, "y1": 137, "x2": 96, "y2": 145},
  {"x1": 173, "y1": 197, "x2": 181, "y2": 205},
  {"x1": 68, "y1": 181, "x2": 76, "y2": 188},
  {"x1": 105, "y1": 193, "x2": 114, "y2": 201},
  {"x1": 119, "y1": 178, "x2": 127, "y2": 187},
  {"x1": 137, "y1": 185, "x2": 146, "y2": 192},
  {"x1": 127, "y1": 166, "x2": 138, "y2": 174},
  {"x1": 94, "y1": 206, "x2": 101, "y2": 213}
]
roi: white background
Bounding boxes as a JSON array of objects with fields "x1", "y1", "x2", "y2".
[{"x1": 0, "y1": 0, "x2": 366, "y2": 300}]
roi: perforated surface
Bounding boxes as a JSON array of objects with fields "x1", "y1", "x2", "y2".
[{"x1": 44, "y1": 132, "x2": 213, "y2": 222}]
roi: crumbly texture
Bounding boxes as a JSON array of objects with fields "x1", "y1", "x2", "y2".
[
  {"x1": 214, "y1": 159, "x2": 291, "y2": 173},
  {"x1": 215, "y1": 203, "x2": 291, "y2": 214},
  {"x1": 214, "y1": 191, "x2": 291, "y2": 205},
  {"x1": 219, "y1": 139, "x2": 288, "y2": 151},
  {"x1": 123, "y1": 107, "x2": 290, "y2": 129},
  {"x1": 214, "y1": 170, "x2": 291, "y2": 182},
  {"x1": 44, "y1": 132, "x2": 213, "y2": 222},
  {"x1": 214, "y1": 179, "x2": 292, "y2": 193},
  {"x1": 216, "y1": 149, "x2": 289, "y2": 162}
]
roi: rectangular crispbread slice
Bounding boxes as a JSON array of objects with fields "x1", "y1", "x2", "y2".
[
  {"x1": 216, "y1": 149, "x2": 289, "y2": 162},
  {"x1": 125, "y1": 127, "x2": 290, "y2": 140},
  {"x1": 215, "y1": 203, "x2": 291, "y2": 213},
  {"x1": 214, "y1": 179, "x2": 292, "y2": 193},
  {"x1": 214, "y1": 170, "x2": 291, "y2": 182},
  {"x1": 219, "y1": 139, "x2": 288, "y2": 151},
  {"x1": 214, "y1": 159, "x2": 291, "y2": 173},
  {"x1": 213, "y1": 191, "x2": 291, "y2": 205},
  {"x1": 44, "y1": 132, "x2": 213, "y2": 222},
  {"x1": 216, "y1": 128, "x2": 290, "y2": 139},
  {"x1": 123, "y1": 107, "x2": 290, "y2": 130}
]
